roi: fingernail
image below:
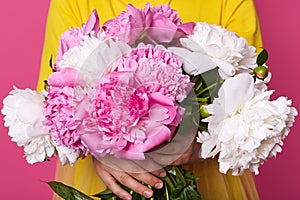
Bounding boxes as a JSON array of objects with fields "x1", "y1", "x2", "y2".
[
  {"x1": 155, "y1": 182, "x2": 163, "y2": 189},
  {"x1": 124, "y1": 195, "x2": 132, "y2": 200},
  {"x1": 160, "y1": 171, "x2": 167, "y2": 177},
  {"x1": 143, "y1": 190, "x2": 153, "y2": 198}
]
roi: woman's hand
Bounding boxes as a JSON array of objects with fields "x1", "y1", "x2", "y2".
[
  {"x1": 93, "y1": 156, "x2": 166, "y2": 200},
  {"x1": 172, "y1": 140, "x2": 202, "y2": 166},
  {"x1": 93, "y1": 126, "x2": 201, "y2": 199}
]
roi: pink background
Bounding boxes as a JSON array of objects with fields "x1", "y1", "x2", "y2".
[{"x1": 0, "y1": 0, "x2": 299, "y2": 199}]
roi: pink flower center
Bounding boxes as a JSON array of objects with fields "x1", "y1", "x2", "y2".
[{"x1": 128, "y1": 91, "x2": 149, "y2": 121}]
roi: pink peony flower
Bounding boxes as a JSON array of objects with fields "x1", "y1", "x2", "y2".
[
  {"x1": 55, "y1": 10, "x2": 100, "y2": 69},
  {"x1": 147, "y1": 4, "x2": 195, "y2": 43},
  {"x1": 79, "y1": 45, "x2": 193, "y2": 160},
  {"x1": 151, "y1": 4, "x2": 181, "y2": 26},
  {"x1": 115, "y1": 44, "x2": 193, "y2": 102},
  {"x1": 103, "y1": 4, "x2": 146, "y2": 45},
  {"x1": 103, "y1": 3, "x2": 195, "y2": 45},
  {"x1": 43, "y1": 86, "x2": 87, "y2": 153}
]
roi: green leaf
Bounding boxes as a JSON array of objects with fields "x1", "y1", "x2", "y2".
[
  {"x1": 256, "y1": 49, "x2": 269, "y2": 66},
  {"x1": 171, "y1": 182, "x2": 185, "y2": 198},
  {"x1": 46, "y1": 181, "x2": 93, "y2": 200},
  {"x1": 49, "y1": 55, "x2": 56, "y2": 72},
  {"x1": 49, "y1": 55, "x2": 53, "y2": 68},
  {"x1": 43, "y1": 80, "x2": 49, "y2": 91},
  {"x1": 93, "y1": 188, "x2": 117, "y2": 199}
]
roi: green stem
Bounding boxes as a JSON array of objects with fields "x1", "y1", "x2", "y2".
[
  {"x1": 194, "y1": 79, "x2": 203, "y2": 91},
  {"x1": 164, "y1": 182, "x2": 170, "y2": 200},
  {"x1": 195, "y1": 81, "x2": 219, "y2": 96},
  {"x1": 164, "y1": 175, "x2": 176, "y2": 191},
  {"x1": 148, "y1": 185, "x2": 155, "y2": 200},
  {"x1": 169, "y1": 173, "x2": 178, "y2": 188},
  {"x1": 175, "y1": 166, "x2": 186, "y2": 186}
]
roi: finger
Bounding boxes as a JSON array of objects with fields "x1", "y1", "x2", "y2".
[
  {"x1": 100, "y1": 155, "x2": 165, "y2": 177},
  {"x1": 94, "y1": 160, "x2": 133, "y2": 200},
  {"x1": 110, "y1": 167, "x2": 155, "y2": 198},
  {"x1": 105, "y1": 157, "x2": 165, "y2": 189}
]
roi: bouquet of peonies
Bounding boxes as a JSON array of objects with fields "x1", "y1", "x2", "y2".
[{"x1": 2, "y1": 3, "x2": 297, "y2": 200}]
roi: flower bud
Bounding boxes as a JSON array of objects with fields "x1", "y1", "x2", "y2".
[
  {"x1": 200, "y1": 104, "x2": 210, "y2": 118},
  {"x1": 254, "y1": 65, "x2": 268, "y2": 80}
]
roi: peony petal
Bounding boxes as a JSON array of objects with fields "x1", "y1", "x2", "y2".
[
  {"x1": 80, "y1": 130, "x2": 109, "y2": 158},
  {"x1": 169, "y1": 47, "x2": 217, "y2": 75},
  {"x1": 169, "y1": 106, "x2": 185, "y2": 126},
  {"x1": 148, "y1": 14, "x2": 178, "y2": 43},
  {"x1": 16, "y1": 102, "x2": 43, "y2": 123},
  {"x1": 217, "y1": 73, "x2": 255, "y2": 114},
  {"x1": 143, "y1": 3, "x2": 152, "y2": 27},
  {"x1": 200, "y1": 133, "x2": 219, "y2": 158},
  {"x1": 148, "y1": 93, "x2": 177, "y2": 124},
  {"x1": 26, "y1": 124, "x2": 49, "y2": 138},
  {"x1": 126, "y1": 123, "x2": 172, "y2": 155},
  {"x1": 55, "y1": 142, "x2": 80, "y2": 166},
  {"x1": 83, "y1": 9, "x2": 100, "y2": 35},
  {"x1": 126, "y1": 4, "x2": 144, "y2": 27},
  {"x1": 211, "y1": 58, "x2": 236, "y2": 79},
  {"x1": 114, "y1": 150, "x2": 145, "y2": 160},
  {"x1": 148, "y1": 104, "x2": 169, "y2": 122},
  {"x1": 179, "y1": 38, "x2": 206, "y2": 53},
  {"x1": 80, "y1": 39, "x2": 131, "y2": 82},
  {"x1": 47, "y1": 68, "x2": 86, "y2": 87},
  {"x1": 178, "y1": 22, "x2": 196, "y2": 35}
]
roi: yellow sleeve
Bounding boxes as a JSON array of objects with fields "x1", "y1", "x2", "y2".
[{"x1": 222, "y1": 0, "x2": 262, "y2": 49}]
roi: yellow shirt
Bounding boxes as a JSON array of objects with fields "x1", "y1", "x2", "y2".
[{"x1": 38, "y1": 0, "x2": 262, "y2": 199}]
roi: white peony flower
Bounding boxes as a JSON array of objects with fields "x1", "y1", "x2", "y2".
[
  {"x1": 182, "y1": 22, "x2": 257, "y2": 78},
  {"x1": 59, "y1": 35, "x2": 131, "y2": 85},
  {"x1": 2, "y1": 87, "x2": 56, "y2": 164},
  {"x1": 53, "y1": 140, "x2": 80, "y2": 166},
  {"x1": 197, "y1": 74, "x2": 298, "y2": 175}
]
